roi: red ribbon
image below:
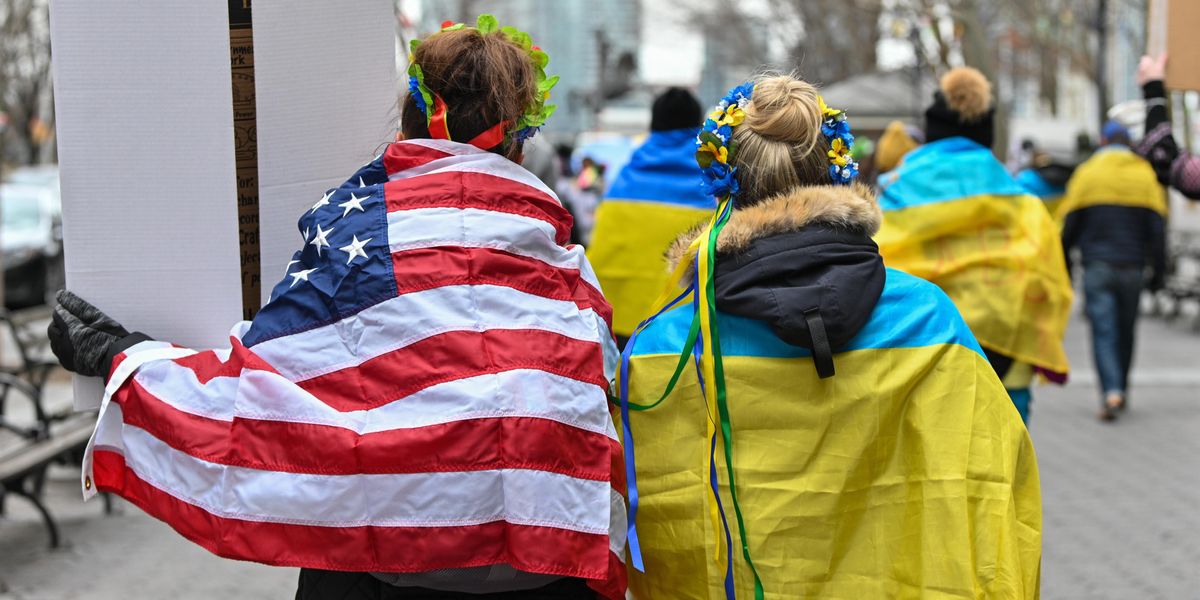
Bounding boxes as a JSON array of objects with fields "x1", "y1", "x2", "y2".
[
  {"x1": 428, "y1": 94, "x2": 510, "y2": 151},
  {"x1": 467, "y1": 120, "x2": 511, "y2": 151},
  {"x1": 428, "y1": 95, "x2": 451, "y2": 141}
]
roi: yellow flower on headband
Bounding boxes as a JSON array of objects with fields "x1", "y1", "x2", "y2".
[
  {"x1": 818, "y1": 95, "x2": 840, "y2": 118},
  {"x1": 711, "y1": 105, "x2": 746, "y2": 127},
  {"x1": 700, "y1": 141, "x2": 729, "y2": 164},
  {"x1": 828, "y1": 139, "x2": 850, "y2": 166}
]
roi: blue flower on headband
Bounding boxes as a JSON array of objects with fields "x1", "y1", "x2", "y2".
[
  {"x1": 697, "y1": 81, "x2": 755, "y2": 200},
  {"x1": 829, "y1": 160, "x2": 859, "y2": 183},
  {"x1": 821, "y1": 117, "x2": 851, "y2": 139},
  {"x1": 701, "y1": 162, "x2": 740, "y2": 198},
  {"x1": 726, "y1": 81, "x2": 755, "y2": 107},
  {"x1": 408, "y1": 75, "x2": 428, "y2": 116},
  {"x1": 515, "y1": 126, "x2": 540, "y2": 143}
]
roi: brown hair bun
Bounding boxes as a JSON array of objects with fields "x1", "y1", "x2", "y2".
[{"x1": 401, "y1": 27, "x2": 537, "y2": 157}]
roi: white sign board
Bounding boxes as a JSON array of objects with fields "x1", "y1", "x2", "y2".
[{"x1": 50, "y1": 0, "x2": 398, "y2": 409}]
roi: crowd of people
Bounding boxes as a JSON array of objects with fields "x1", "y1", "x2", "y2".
[{"x1": 45, "y1": 15, "x2": 1197, "y2": 600}]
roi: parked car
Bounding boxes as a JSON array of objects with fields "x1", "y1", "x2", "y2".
[{"x1": 2, "y1": 166, "x2": 63, "y2": 309}]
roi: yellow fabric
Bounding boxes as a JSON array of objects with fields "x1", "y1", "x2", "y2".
[
  {"x1": 1056, "y1": 148, "x2": 1167, "y2": 220},
  {"x1": 1043, "y1": 197, "x2": 1063, "y2": 227},
  {"x1": 1002, "y1": 361, "x2": 1035, "y2": 390},
  {"x1": 876, "y1": 194, "x2": 1073, "y2": 373},
  {"x1": 625, "y1": 346, "x2": 1042, "y2": 599},
  {"x1": 588, "y1": 200, "x2": 712, "y2": 336}
]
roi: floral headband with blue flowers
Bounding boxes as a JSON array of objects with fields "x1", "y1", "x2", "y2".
[
  {"x1": 695, "y1": 81, "x2": 859, "y2": 201},
  {"x1": 407, "y1": 15, "x2": 559, "y2": 150}
]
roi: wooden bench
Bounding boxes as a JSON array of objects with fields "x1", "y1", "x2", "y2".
[
  {"x1": 0, "y1": 411, "x2": 96, "y2": 548},
  {"x1": 0, "y1": 306, "x2": 58, "y2": 397}
]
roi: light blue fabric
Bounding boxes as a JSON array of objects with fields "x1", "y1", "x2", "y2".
[
  {"x1": 630, "y1": 269, "x2": 984, "y2": 359},
  {"x1": 1015, "y1": 168, "x2": 1064, "y2": 200},
  {"x1": 605, "y1": 128, "x2": 716, "y2": 210},
  {"x1": 878, "y1": 137, "x2": 1028, "y2": 211},
  {"x1": 1007, "y1": 388, "x2": 1032, "y2": 423}
]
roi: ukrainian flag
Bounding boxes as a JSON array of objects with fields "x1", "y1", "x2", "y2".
[
  {"x1": 1015, "y1": 167, "x2": 1065, "y2": 219},
  {"x1": 625, "y1": 269, "x2": 1041, "y2": 599},
  {"x1": 1056, "y1": 146, "x2": 1167, "y2": 220},
  {"x1": 588, "y1": 129, "x2": 716, "y2": 337},
  {"x1": 875, "y1": 137, "x2": 1073, "y2": 375}
]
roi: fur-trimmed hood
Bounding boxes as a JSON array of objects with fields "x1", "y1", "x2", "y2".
[
  {"x1": 666, "y1": 184, "x2": 886, "y2": 377},
  {"x1": 666, "y1": 183, "x2": 882, "y2": 270}
]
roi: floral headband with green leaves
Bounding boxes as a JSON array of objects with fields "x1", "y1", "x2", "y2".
[{"x1": 407, "y1": 15, "x2": 559, "y2": 149}]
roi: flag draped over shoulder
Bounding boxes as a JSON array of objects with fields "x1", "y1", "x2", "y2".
[
  {"x1": 625, "y1": 269, "x2": 1041, "y2": 599},
  {"x1": 1056, "y1": 146, "x2": 1167, "y2": 220},
  {"x1": 80, "y1": 139, "x2": 626, "y2": 599},
  {"x1": 1015, "y1": 167, "x2": 1066, "y2": 219},
  {"x1": 875, "y1": 137, "x2": 1072, "y2": 375},
  {"x1": 587, "y1": 129, "x2": 716, "y2": 337}
]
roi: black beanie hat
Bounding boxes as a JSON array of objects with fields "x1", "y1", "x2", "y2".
[
  {"x1": 651, "y1": 87, "x2": 702, "y2": 132},
  {"x1": 924, "y1": 67, "x2": 995, "y2": 148}
]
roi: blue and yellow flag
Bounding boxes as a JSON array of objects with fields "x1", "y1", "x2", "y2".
[
  {"x1": 1056, "y1": 146, "x2": 1167, "y2": 220},
  {"x1": 875, "y1": 137, "x2": 1072, "y2": 375},
  {"x1": 623, "y1": 269, "x2": 1041, "y2": 599},
  {"x1": 588, "y1": 129, "x2": 716, "y2": 337},
  {"x1": 1015, "y1": 167, "x2": 1065, "y2": 218}
]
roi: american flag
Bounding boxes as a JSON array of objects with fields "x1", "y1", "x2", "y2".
[{"x1": 81, "y1": 139, "x2": 626, "y2": 598}]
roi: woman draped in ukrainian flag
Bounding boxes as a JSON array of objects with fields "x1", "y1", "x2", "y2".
[
  {"x1": 617, "y1": 74, "x2": 1041, "y2": 599},
  {"x1": 588, "y1": 88, "x2": 715, "y2": 343},
  {"x1": 875, "y1": 67, "x2": 1073, "y2": 422}
]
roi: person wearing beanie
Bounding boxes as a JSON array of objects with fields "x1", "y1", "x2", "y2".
[
  {"x1": 1059, "y1": 54, "x2": 1170, "y2": 422},
  {"x1": 875, "y1": 66, "x2": 1074, "y2": 423},
  {"x1": 873, "y1": 119, "x2": 921, "y2": 176},
  {"x1": 1015, "y1": 149, "x2": 1076, "y2": 218},
  {"x1": 587, "y1": 87, "x2": 715, "y2": 342}
]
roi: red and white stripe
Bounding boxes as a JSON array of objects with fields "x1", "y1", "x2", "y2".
[{"x1": 83, "y1": 139, "x2": 625, "y2": 598}]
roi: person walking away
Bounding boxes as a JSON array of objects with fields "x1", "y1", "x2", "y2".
[
  {"x1": 874, "y1": 67, "x2": 1074, "y2": 423},
  {"x1": 619, "y1": 74, "x2": 1040, "y2": 599},
  {"x1": 587, "y1": 88, "x2": 713, "y2": 345},
  {"x1": 1015, "y1": 149, "x2": 1075, "y2": 219},
  {"x1": 872, "y1": 119, "x2": 921, "y2": 180},
  {"x1": 48, "y1": 16, "x2": 626, "y2": 599},
  {"x1": 1059, "y1": 118, "x2": 1167, "y2": 421}
]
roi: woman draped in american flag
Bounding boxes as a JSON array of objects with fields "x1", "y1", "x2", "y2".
[{"x1": 48, "y1": 16, "x2": 626, "y2": 600}]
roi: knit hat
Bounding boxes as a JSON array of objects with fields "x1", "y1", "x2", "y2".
[
  {"x1": 1101, "y1": 120, "x2": 1131, "y2": 145},
  {"x1": 875, "y1": 120, "x2": 920, "y2": 174},
  {"x1": 650, "y1": 87, "x2": 702, "y2": 132},
  {"x1": 924, "y1": 67, "x2": 995, "y2": 148}
]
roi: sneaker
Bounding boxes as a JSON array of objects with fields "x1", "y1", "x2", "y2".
[{"x1": 1105, "y1": 392, "x2": 1125, "y2": 412}]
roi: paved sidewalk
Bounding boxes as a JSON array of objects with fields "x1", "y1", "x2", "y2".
[
  {"x1": 1, "y1": 308, "x2": 1198, "y2": 598},
  {"x1": 1031, "y1": 311, "x2": 1200, "y2": 599}
]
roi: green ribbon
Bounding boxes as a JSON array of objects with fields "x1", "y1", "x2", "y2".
[{"x1": 703, "y1": 202, "x2": 765, "y2": 600}]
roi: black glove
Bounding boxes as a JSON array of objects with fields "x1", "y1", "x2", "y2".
[{"x1": 48, "y1": 290, "x2": 147, "y2": 378}]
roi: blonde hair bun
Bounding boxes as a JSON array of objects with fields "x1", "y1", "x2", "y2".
[
  {"x1": 742, "y1": 76, "x2": 823, "y2": 148},
  {"x1": 729, "y1": 74, "x2": 832, "y2": 204},
  {"x1": 940, "y1": 67, "x2": 992, "y2": 122}
]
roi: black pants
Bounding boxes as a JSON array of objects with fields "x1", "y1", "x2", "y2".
[{"x1": 295, "y1": 569, "x2": 593, "y2": 600}]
